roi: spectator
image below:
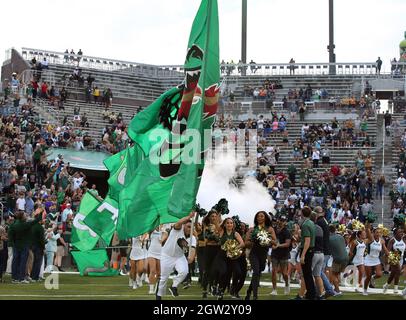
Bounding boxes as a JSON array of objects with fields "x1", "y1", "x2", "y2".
[
  {"x1": 289, "y1": 58, "x2": 296, "y2": 75},
  {"x1": 93, "y1": 87, "x2": 100, "y2": 105},
  {"x1": 8, "y1": 210, "x2": 41, "y2": 283},
  {"x1": 30, "y1": 206, "x2": 46, "y2": 281},
  {"x1": 376, "y1": 57, "x2": 382, "y2": 75},
  {"x1": 41, "y1": 58, "x2": 49, "y2": 69}
]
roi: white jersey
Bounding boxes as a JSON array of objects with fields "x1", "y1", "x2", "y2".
[
  {"x1": 161, "y1": 226, "x2": 197, "y2": 259},
  {"x1": 352, "y1": 239, "x2": 366, "y2": 266},
  {"x1": 147, "y1": 230, "x2": 162, "y2": 259},
  {"x1": 129, "y1": 236, "x2": 145, "y2": 261},
  {"x1": 393, "y1": 238, "x2": 406, "y2": 266},
  {"x1": 364, "y1": 240, "x2": 382, "y2": 266}
]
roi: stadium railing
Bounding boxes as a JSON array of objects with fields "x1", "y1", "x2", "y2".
[{"x1": 21, "y1": 47, "x2": 385, "y2": 77}]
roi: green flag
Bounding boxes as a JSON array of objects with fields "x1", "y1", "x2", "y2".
[
  {"x1": 71, "y1": 250, "x2": 118, "y2": 276},
  {"x1": 114, "y1": 0, "x2": 220, "y2": 239},
  {"x1": 71, "y1": 192, "x2": 101, "y2": 251},
  {"x1": 84, "y1": 196, "x2": 119, "y2": 246}
]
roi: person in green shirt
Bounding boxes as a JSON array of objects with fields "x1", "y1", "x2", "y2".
[
  {"x1": 57, "y1": 187, "x2": 65, "y2": 206},
  {"x1": 299, "y1": 206, "x2": 316, "y2": 300},
  {"x1": 88, "y1": 184, "x2": 101, "y2": 200},
  {"x1": 8, "y1": 209, "x2": 42, "y2": 283}
]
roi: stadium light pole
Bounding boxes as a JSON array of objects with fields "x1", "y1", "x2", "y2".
[
  {"x1": 328, "y1": 0, "x2": 336, "y2": 75},
  {"x1": 241, "y1": 0, "x2": 247, "y2": 76}
]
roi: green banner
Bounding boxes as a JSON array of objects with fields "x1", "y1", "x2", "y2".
[
  {"x1": 71, "y1": 192, "x2": 101, "y2": 251},
  {"x1": 72, "y1": 250, "x2": 118, "y2": 276},
  {"x1": 84, "y1": 196, "x2": 118, "y2": 246}
]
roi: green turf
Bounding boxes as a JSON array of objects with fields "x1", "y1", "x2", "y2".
[{"x1": 0, "y1": 273, "x2": 404, "y2": 300}]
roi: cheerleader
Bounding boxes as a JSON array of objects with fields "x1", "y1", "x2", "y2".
[
  {"x1": 212, "y1": 218, "x2": 245, "y2": 300},
  {"x1": 288, "y1": 235, "x2": 300, "y2": 284},
  {"x1": 147, "y1": 226, "x2": 162, "y2": 294},
  {"x1": 287, "y1": 223, "x2": 301, "y2": 282},
  {"x1": 230, "y1": 221, "x2": 248, "y2": 299},
  {"x1": 383, "y1": 227, "x2": 405, "y2": 294},
  {"x1": 129, "y1": 234, "x2": 148, "y2": 289},
  {"x1": 348, "y1": 230, "x2": 367, "y2": 291},
  {"x1": 201, "y1": 210, "x2": 222, "y2": 299},
  {"x1": 244, "y1": 211, "x2": 276, "y2": 300},
  {"x1": 363, "y1": 222, "x2": 389, "y2": 295}
]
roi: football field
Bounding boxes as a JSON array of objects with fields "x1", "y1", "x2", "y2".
[{"x1": 0, "y1": 273, "x2": 403, "y2": 300}]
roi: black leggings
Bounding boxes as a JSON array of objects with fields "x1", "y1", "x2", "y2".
[
  {"x1": 202, "y1": 245, "x2": 220, "y2": 292},
  {"x1": 232, "y1": 255, "x2": 247, "y2": 295},
  {"x1": 196, "y1": 246, "x2": 206, "y2": 283},
  {"x1": 247, "y1": 249, "x2": 267, "y2": 298},
  {"x1": 213, "y1": 251, "x2": 242, "y2": 292}
]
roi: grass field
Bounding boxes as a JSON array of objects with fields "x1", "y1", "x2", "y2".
[{"x1": 0, "y1": 273, "x2": 404, "y2": 300}]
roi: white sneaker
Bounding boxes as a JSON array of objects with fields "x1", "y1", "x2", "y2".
[
  {"x1": 402, "y1": 288, "x2": 406, "y2": 299},
  {"x1": 394, "y1": 286, "x2": 398, "y2": 294},
  {"x1": 362, "y1": 290, "x2": 368, "y2": 296},
  {"x1": 129, "y1": 278, "x2": 134, "y2": 287},
  {"x1": 284, "y1": 285, "x2": 290, "y2": 295},
  {"x1": 149, "y1": 284, "x2": 155, "y2": 295},
  {"x1": 270, "y1": 289, "x2": 278, "y2": 296},
  {"x1": 132, "y1": 282, "x2": 138, "y2": 290},
  {"x1": 136, "y1": 276, "x2": 143, "y2": 288},
  {"x1": 383, "y1": 283, "x2": 389, "y2": 294}
]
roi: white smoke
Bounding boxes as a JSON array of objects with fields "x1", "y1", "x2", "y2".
[{"x1": 197, "y1": 144, "x2": 275, "y2": 226}]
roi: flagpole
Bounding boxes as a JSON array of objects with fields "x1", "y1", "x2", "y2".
[{"x1": 188, "y1": 212, "x2": 196, "y2": 258}]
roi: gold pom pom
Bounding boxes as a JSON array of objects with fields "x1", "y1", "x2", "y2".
[
  {"x1": 388, "y1": 251, "x2": 401, "y2": 266},
  {"x1": 352, "y1": 220, "x2": 365, "y2": 232},
  {"x1": 221, "y1": 239, "x2": 243, "y2": 260}
]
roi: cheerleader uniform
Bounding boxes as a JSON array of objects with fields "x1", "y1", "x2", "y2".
[
  {"x1": 351, "y1": 239, "x2": 366, "y2": 267},
  {"x1": 202, "y1": 225, "x2": 221, "y2": 296},
  {"x1": 147, "y1": 230, "x2": 162, "y2": 260},
  {"x1": 393, "y1": 238, "x2": 406, "y2": 267},
  {"x1": 364, "y1": 240, "x2": 382, "y2": 267},
  {"x1": 214, "y1": 232, "x2": 242, "y2": 298},
  {"x1": 289, "y1": 244, "x2": 299, "y2": 266},
  {"x1": 246, "y1": 227, "x2": 270, "y2": 300},
  {"x1": 130, "y1": 236, "x2": 144, "y2": 261}
]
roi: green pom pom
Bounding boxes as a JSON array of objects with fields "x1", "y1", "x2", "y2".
[
  {"x1": 213, "y1": 198, "x2": 229, "y2": 215},
  {"x1": 365, "y1": 212, "x2": 377, "y2": 224},
  {"x1": 195, "y1": 203, "x2": 207, "y2": 217},
  {"x1": 393, "y1": 213, "x2": 405, "y2": 227}
]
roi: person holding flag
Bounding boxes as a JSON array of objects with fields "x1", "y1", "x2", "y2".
[
  {"x1": 156, "y1": 212, "x2": 197, "y2": 300},
  {"x1": 72, "y1": 0, "x2": 219, "y2": 281}
]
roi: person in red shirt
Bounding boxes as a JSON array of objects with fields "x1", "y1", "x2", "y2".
[
  {"x1": 41, "y1": 82, "x2": 48, "y2": 99},
  {"x1": 330, "y1": 165, "x2": 340, "y2": 177},
  {"x1": 32, "y1": 81, "x2": 39, "y2": 100}
]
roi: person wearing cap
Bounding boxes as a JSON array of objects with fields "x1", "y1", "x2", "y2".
[
  {"x1": 314, "y1": 206, "x2": 337, "y2": 298},
  {"x1": 270, "y1": 214, "x2": 291, "y2": 296},
  {"x1": 61, "y1": 203, "x2": 73, "y2": 231},
  {"x1": 310, "y1": 212, "x2": 326, "y2": 299}
]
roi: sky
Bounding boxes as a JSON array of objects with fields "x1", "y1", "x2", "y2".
[{"x1": 1, "y1": 0, "x2": 406, "y2": 73}]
